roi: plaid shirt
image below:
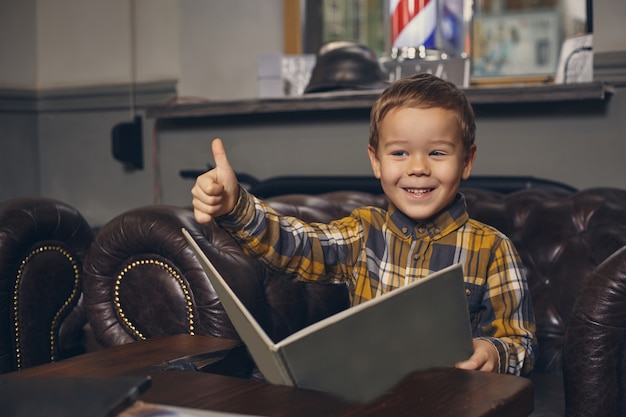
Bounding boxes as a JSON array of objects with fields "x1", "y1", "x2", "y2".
[{"x1": 218, "y1": 188, "x2": 537, "y2": 375}]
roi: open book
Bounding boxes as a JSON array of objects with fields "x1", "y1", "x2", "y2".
[{"x1": 183, "y1": 228, "x2": 473, "y2": 402}]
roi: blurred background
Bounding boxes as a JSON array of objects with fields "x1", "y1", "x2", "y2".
[{"x1": 0, "y1": 0, "x2": 623, "y2": 228}]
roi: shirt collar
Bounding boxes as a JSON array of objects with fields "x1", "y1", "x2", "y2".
[{"x1": 385, "y1": 193, "x2": 469, "y2": 240}]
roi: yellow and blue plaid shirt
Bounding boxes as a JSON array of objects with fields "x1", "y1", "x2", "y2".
[{"x1": 218, "y1": 188, "x2": 537, "y2": 375}]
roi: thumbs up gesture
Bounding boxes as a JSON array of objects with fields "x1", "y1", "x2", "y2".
[{"x1": 191, "y1": 138, "x2": 239, "y2": 223}]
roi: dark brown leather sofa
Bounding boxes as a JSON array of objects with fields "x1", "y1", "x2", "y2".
[
  {"x1": 0, "y1": 197, "x2": 93, "y2": 373},
  {"x1": 82, "y1": 185, "x2": 626, "y2": 417}
]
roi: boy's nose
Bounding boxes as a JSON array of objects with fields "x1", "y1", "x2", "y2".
[{"x1": 407, "y1": 156, "x2": 431, "y2": 176}]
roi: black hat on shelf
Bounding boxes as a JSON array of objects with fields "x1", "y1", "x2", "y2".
[{"x1": 304, "y1": 40, "x2": 389, "y2": 94}]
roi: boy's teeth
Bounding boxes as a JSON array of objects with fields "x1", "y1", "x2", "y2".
[{"x1": 407, "y1": 188, "x2": 431, "y2": 195}]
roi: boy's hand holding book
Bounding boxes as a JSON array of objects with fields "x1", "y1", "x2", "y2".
[{"x1": 456, "y1": 339, "x2": 500, "y2": 372}]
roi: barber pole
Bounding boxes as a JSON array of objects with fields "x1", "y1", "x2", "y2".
[
  {"x1": 389, "y1": 0, "x2": 438, "y2": 51},
  {"x1": 438, "y1": 0, "x2": 466, "y2": 57}
]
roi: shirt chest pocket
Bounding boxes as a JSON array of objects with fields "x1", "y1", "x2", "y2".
[{"x1": 464, "y1": 282, "x2": 486, "y2": 324}]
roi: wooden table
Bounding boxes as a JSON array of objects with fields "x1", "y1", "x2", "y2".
[{"x1": 9, "y1": 335, "x2": 533, "y2": 417}]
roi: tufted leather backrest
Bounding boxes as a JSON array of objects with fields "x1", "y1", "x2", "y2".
[
  {"x1": 257, "y1": 187, "x2": 626, "y2": 376},
  {"x1": 464, "y1": 187, "x2": 626, "y2": 374},
  {"x1": 84, "y1": 187, "x2": 626, "y2": 373},
  {"x1": 271, "y1": 187, "x2": 626, "y2": 375},
  {"x1": 0, "y1": 197, "x2": 93, "y2": 373}
]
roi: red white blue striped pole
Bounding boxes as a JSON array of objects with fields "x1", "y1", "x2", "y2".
[{"x1": 389, "y1": 0, "x2": 438, "y2": 50}]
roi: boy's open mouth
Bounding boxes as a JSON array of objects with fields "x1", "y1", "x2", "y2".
[{"x1": 404, "y1": 188, "x2": 434, "y2": 195}]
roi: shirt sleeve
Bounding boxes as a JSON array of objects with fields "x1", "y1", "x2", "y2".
[
  {"x1": 216, "y1": 187, "x2": 362, "y2": 283},
  {"x1": 479, "y1": 237, "x2": 537, "y2": 376}
]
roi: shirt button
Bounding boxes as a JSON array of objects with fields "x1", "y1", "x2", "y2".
[
  {"x1": 465, "y1": 288, "x2": 471, "y2": 296},
  {"x1": 434, "y1": 228, "x2": 441, "y2": 234},
  {"x1": 413, "y1": 254, "x2": 420, "y2": 260},
  {"x1": 418, "y1": 227, "x2": 425, "y2": 234},
  {"x1": 402, "y1": 227, "x2": 409, "y2": 234}
]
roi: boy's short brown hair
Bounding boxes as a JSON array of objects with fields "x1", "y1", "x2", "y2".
[{"x1": 369, "y1": 73, "x2": 476, "y2": 152}]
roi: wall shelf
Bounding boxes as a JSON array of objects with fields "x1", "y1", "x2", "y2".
[{"x1": 147, "y1": 82, "x2": 613, "y2": 121}]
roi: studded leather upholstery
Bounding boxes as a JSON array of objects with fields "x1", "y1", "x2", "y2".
[{"x1": 0, "y1": 197, "x2": 93, "y2": 373}]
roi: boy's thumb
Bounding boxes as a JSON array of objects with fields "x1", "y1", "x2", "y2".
[{"x1": 211, "y1": 138, "x2": 231, "y2": 170}]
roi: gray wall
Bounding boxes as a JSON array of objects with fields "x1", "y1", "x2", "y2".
[
  {"x1": 0, "y1": 111, "x2": 39, "y2": 197},
  {"x1": 1, "y1": 0, "x2": 625, "y2": 228},
  {"x1": 154, "y1": 93, "x2": 626, "y2": 208}
]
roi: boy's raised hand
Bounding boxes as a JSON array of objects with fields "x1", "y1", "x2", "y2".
[{"x1": 192, "y1": 138, "x2": 239, "y2": 223}]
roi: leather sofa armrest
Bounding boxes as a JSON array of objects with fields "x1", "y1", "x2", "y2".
[
  {"x1": 0, "y1": 197, "x2": 93, "y2": 372},
  {"x1": 563, "y1": 245, "x2": 626, "y2": 417},
  {"x1": 82, "y1": 205, "x2": 240, "y2": 347}
]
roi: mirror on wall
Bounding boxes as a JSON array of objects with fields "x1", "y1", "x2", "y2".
[
  {"x1": 300, "y1": 0, "x2": 591, "y2": 84},
  {"x1": 471, "y1": 0, "x2": 590, "y2": 82}
]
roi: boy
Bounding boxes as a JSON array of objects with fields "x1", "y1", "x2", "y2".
[{"x1": 192, "y1": 73, "x2": 536, "y2": 376}]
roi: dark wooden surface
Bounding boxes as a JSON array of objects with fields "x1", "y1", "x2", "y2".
[
  {"x1": 11, "y1": 335, "x2": 241, "y2": 378},
  {"x1": 10, "y1": 335, "x2": 534, "y2": 417},
  {"x1": 146, "y1": 82, "x2": 613, "y2": 120}
]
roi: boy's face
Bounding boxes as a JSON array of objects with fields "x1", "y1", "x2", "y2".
[{"x1": 368, "y1": 106, "x2": 476, "y2": 222}]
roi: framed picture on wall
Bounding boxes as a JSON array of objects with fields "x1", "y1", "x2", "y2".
[{"x1": 471, "y1": 11, "x2": 560, "y2": 83}]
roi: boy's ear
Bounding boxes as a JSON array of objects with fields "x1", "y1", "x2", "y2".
[
  {"x1": 368, "y1": 145, "x2": 382, "y2": 179},
  {"x1": 461, "y1": 145, "x2": 477, "y2": 180}
]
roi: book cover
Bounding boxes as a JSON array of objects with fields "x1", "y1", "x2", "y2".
[{"x1": 183, "y1": 228, "x2": 473, "y2": 402}]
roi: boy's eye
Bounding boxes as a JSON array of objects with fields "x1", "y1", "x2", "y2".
[
  {"x1": 430, "y1": 150, "x2": 446, "y2": 157},
  {"x1": 391, "y1": 150, "x2": 408, "y2": 157}
]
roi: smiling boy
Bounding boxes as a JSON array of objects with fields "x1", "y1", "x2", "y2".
[{"x1": 192, "y1": 73, "x2": 536, "y2": 375}]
